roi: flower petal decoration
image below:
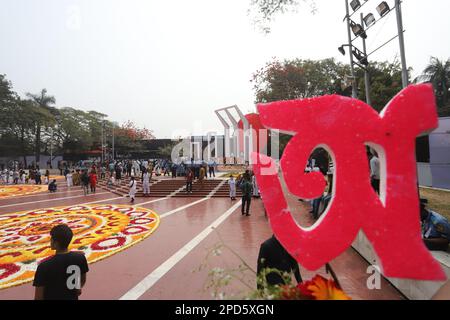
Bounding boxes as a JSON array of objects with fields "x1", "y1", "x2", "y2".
[{"x1": 298, "y1": 275, "x2": 351, "y2": 300}]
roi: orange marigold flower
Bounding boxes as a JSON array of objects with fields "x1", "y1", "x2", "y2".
[{"x1": 297, "y1": 275, "x2": 351, "y2": 300}]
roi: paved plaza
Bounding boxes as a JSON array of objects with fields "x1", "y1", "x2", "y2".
[{"x1": 0, "y1": 175, "x2": 404, "y2": 300}]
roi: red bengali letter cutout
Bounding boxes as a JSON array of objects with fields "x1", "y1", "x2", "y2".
[{"x1": 253, "y1": 84, "x2": 446, "y2": 281}]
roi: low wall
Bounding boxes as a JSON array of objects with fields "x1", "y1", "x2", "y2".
[
  {"x1": 352, "y1": 231, "x2": 450, "y2": 300},
  {"x1": 417, "y1": 162, "x2": 433, "y2": 187}
]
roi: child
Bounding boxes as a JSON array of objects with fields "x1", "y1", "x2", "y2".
[
  {"x1": 229, "y1": 176, "x2": 236, "y2": 201},
  {"x1": 33, "y1": 224, "x2": 89, "y2": 300}
]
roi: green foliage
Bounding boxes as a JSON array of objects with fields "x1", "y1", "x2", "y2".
[
  {"x1": 416, "y1": 57, "x2": 450, "y2": 116},
  {"x1": 252, "y1": 58, "x2": 350, "y2": 103},
  {"x1": 251, "y1": 58, "x2": 407, "y2": 154},
  {"x1": 356, "y1": 60, "x2": 404, "y2": 112},
  {"x1": 249, "y1": 0, "x2": 318, "y2": 33},
  {"x1": 0, "y1": 74, "x2": 153, "y2": 162}
]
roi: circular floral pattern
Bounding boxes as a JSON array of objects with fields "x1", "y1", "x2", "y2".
[
  {"x1": 0, "y1": 185, "x2": 49, "y2": 198},
  {"x1": 0, "y1": 204, "x2": 160, "y2": 289}
]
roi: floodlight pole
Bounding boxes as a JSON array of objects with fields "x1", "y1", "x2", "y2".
[
  {"x1": 112, "y1": 124, "x2": 115, "y2": 161},
  {"x1": 345, "y1": 0, "x2": 358, "y2": 98},
  {"x1": 49, "y1": 127, "x2": 53, "y2": 168},
  {"x1": 395, "y1": 0, "x2": 408, "y2": 88},
  {"x1": 101, "y1": 122, "x2": 104, "y2": 164},
  {"x1": 361, "y1": 13, "x2": 371, "y2": 105}
]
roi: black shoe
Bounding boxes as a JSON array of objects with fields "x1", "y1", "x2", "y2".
[{"x1": 246, "y1": 214, "x2": 251, "y2": 216}]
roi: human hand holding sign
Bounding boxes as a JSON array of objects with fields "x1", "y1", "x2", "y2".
[{"x1": 252, "y1": 84, "x2": 446, "y2": 281}]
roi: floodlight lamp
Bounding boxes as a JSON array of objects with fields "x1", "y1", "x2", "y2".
[
  {"x1": 350, "y1": 20, "x2": 367, "y2": 39},
  {"x1": 377, "y1": 1, "x2": 390, "y2": 17},
  {"x1": 350, "y1": 0, "x2": 361, "y2": 12},
  {"x1": 363, "y1": 13, "x2": 376, "y2": 27},
  {"x1": 352, "y1": 49, "x2": 369, "y2": 66},
  {"x1": 338, "y1": 46, "x2": 346, "y2": 56}
]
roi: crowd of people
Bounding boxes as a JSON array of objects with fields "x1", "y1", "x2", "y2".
[{"x1": 0, "y1": 168, "x2": 48, "y2": 185}]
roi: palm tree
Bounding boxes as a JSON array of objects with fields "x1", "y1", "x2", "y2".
[
  {"x1": 26, "y1": 89, "x2": 56, "y2": 164},
  {"x1": 417, "y1": 57, "x2": 450, "y2": 112}
]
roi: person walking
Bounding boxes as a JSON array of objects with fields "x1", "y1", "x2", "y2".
[
  {"x1": 115, "y1": 165, "x2": 122, "y2": 186},
  {"x1": 228, "y1": 176, "x2": 236, "y2": 201},
  {"x1": 100, "y1": 165, "x2": 106, "y2": 180},
  {"x1": 171, "y1": 163, "x2": 177, "y2": 179},
  {"x1": 241, "y1": 173, "x2": 253, "y2": 216},
  {"x1": 44, "y1": 169, "x2": 50, "y2": 185},
  {"x1": 186, "y1": 168, "x2": 194, "y2": 194},
  {"x1": 81, "y1": 170, "x2": 90, "y2": 196},
  {"x1": 66, "y1": 170, "x2": 73, "y2": 188},
  {"x1": 129, "y1": 176, "x2": 137, "y2": 203},
  {"x1": 370, "y1": 150, "x2": 380, "y2": 194},
  {"x1": 251, "y1": 172, "x2": 260, "y2": 198},
  {"x1": 142, "y1": 169, "x2": 150, "y2": 197},
  {"x1": 89, "y1": 170, "x2": 97, "y2": 194},
  {"x1": 148, "y1": 162, "x2": 154, "y2": 180},
  {"x1": 35, "y1": 170, "x2": 42, "y2": 185},
  {"x1": 208, "y1": 160, "x2": 216, "y2": 178},
  {"x1": 199, "y1": 165, "x2": 206, "y2": 190}
]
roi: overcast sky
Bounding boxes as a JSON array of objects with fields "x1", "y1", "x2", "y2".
[{"x1": 1, "y1": 0, "x2": 449, "y2": 138}]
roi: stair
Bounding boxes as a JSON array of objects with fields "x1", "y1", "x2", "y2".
[{"x1": 98, "y1": 177, "x2": 243, "y2": 198}]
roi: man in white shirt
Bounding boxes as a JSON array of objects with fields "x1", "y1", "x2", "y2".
[
  {"x1": 142, "y1": 170, "x2": 150, "y2": 196},
  {"x1": 370, "y1": 150, "x2": 380, "y2": 194}
]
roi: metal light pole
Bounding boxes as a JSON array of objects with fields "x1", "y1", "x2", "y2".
[
  {"x1": 361, "y1": 13, "x2": 371, "y2": 105},
  {"x1": 112, "y1": 124, "x2": 115, "y2": 161},
  {"x1": 395, "y1": 0, "x2": 408, "y2": 88},
  {"x1": 50, "y1": 130, "x2": 53, "y2": 169},
  {"x1": 345, "y1": 0, "x2": 358, "y2": 98}
]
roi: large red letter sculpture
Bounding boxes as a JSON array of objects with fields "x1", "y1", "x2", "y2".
[{"x1": 252, "y1": 84, "x2": 446, "y2": 281}]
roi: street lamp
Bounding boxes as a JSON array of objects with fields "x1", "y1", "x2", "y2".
[{"x1": 338, "y1": 44, "x2": 369, "y2": 67}]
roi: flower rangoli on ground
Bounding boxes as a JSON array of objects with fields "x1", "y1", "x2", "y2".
[
  {"x1": 0, "y1": 185, "x2": 49, "y2": 198},
  {"x1": 0, "y1": 204, "x2": 160, "y2": 289}
]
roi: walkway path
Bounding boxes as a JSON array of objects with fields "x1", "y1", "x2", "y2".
[{"x1": 0, "y1": 178, "x2": 404, "y2": 300}]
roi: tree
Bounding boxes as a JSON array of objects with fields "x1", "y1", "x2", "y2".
[
  {"x1": 249, "y1": 0, "x2": 317, "y2": 33},
  {"x1": 251, "y1": 58, "x2": 350, "y2": 103},
  {"x1": 252, "y1": 58, "x2": 406, "y2": 154},
  {"x1": 26, "y1": 89, "x2": 57, "y2": 163},
  {"x1": 112, "y1": 121, "x2": 155, "y2": 158},
  {"x1": 355, "y1": 61, "x2": 403, "y2": 112},
  {"x1": 416, "y1": 57, "x2": 450, "y2": 116},
  {"x1": 252, "y1": 58, "x2": 351, "y2": 154}
]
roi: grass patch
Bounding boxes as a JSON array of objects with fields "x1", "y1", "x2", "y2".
[{"x1": 420, "y1": 187, "x2": 450, "y2": 221}]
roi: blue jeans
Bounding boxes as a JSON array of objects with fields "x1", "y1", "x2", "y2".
[{"x1": 312, "y1": 197, "x2": 323, "y2": 220}]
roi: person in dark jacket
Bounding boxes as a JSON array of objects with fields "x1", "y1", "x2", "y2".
[
  {"x1": 81, "y1": 171, "x2": 90, "y2": 195},
  {"x1": 240, "y1": 172, "x2": 253, "y2": 216},
  {"x1": 257, "y1": 235, "x2": 302, "y2": 289}
]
